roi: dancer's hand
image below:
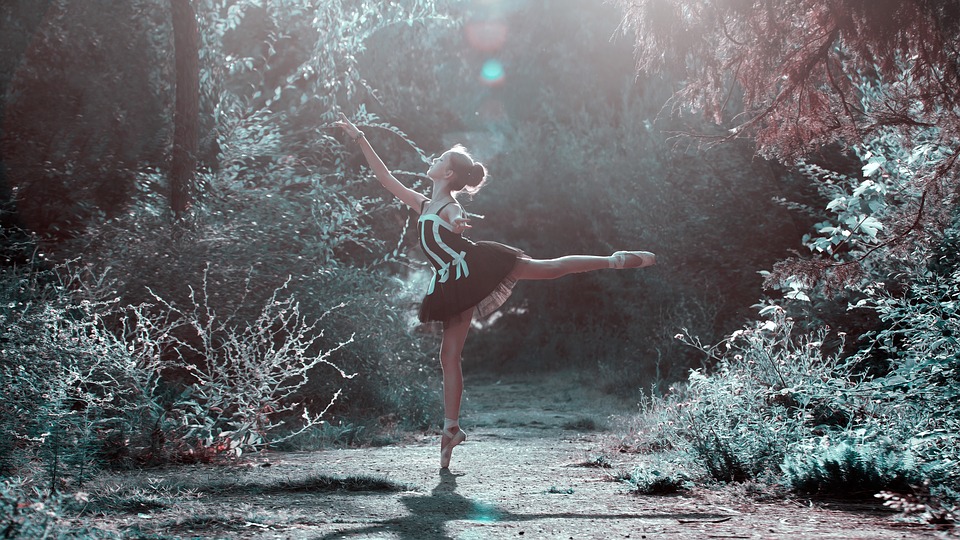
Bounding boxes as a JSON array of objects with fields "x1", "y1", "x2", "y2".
[
  {"x1": 452, "y1": 216, "x2": 472, "y2": 234},
  {"x1": 334, "y1": 113, "x2": 363, "y2": 141}
]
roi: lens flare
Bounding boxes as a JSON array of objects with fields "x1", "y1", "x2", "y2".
[
  {"x1": 468, "y1": 500, "x2": 501, "y2": 522},
  {"x1": 464, "y1": 21, "x2": 508, "y2": 52},
  {"x1": 480, "y1": 59, "x2": 505, "y2": 86}
]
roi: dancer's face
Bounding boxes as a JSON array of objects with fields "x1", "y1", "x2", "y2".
[{"x1": 427, "y1": 152, "x2": 453, "y2": 181}]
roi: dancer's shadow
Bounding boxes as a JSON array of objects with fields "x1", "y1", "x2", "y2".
[
  {"x1": 314, "y1": 468, "x2": 730, "y2": 540},
  {"x1": 316, "y1": 469, "x2": 493, "y2": 540}
]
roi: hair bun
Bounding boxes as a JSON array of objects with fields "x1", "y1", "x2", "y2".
[{"x1": 468, "y1": 163, "x2": 486, "y2": 186}]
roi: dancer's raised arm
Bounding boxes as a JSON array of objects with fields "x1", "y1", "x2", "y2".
[
  {"x1": 335, "y1": 113, "x2": 427, "y2": 211},
  {"x1": 330, "y1": 124, "x2": 656, "y2": 471}
]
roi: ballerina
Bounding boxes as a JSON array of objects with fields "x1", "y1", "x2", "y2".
[{"x1": 335, "y1": 113, "x2": 656, "y2": 468}]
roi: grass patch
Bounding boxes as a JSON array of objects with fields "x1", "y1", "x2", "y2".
[
  {"x1": 125, "y1": 507, "x2": 281, "y2": 538},
  {"x1": 98, "y1": 495, "x2": 171, "y2": 514},
  {"x1": 84, "y1": 481, "x2": 198, "y2": 515}
]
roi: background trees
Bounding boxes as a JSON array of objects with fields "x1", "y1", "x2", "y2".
[
  {"x1": 170, "y1": 0, "x2": 200, "y2": 217},
  {"x1": 0, "y1": 0, "x2": 454, "y2": 481},
  {"x1": 0, "y1": 1, "x2": 822, "y2": 462},
  {"x1": 613, "y1": 0, "x2": 960, "y2": 505},
  {"x1": 358, "y1": 0, "x2": 814, "y2": 389},
  {"x1": 7, "y1": 0, "x2": 955, "y2": 506},
  {"x1": 614, "y1": 0, "x2": 959, "y2": 285}
]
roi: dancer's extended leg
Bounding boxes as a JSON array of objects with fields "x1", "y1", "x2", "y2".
[
  {"x1": 514, "y1": 251, "x2": 655, "y2": 281},
  {"x1": 439, "y1": 309, "x2": 472, "y2": 468}
]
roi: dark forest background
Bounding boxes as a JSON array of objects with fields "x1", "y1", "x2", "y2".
[{"x1": 1, "y1": 0, "x2": 958, "y2": 526}]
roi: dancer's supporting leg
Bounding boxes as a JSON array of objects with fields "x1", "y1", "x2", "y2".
[
  {"x1": 439, "y1": 308, "x2": 472, "y2": 468},
  {"x1": 513, "y1": 251, "x2": 655, "y2": 281}
]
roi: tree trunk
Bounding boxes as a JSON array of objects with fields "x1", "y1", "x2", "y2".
[
  {"x1": 169, "y1": 0, "x2": 199, "y2": 218},
  {"x1": 1, "y1": 0, "x2": 54, "y2": 253}
]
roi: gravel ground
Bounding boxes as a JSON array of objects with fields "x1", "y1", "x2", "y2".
[{"x1": 85, "y1": 372, "x2": 947, "y2": 539}]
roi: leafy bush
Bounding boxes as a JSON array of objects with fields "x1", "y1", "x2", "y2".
[
  {"x1": 0, "y1": 254, "x2": 365, "y2": 493},
  {"x1": 623, "y1": 459, "x2": 692, "y2": 495},
  {"x1": 623, "y1": 307, "x2": 875, "y2": 484},
  {"x1": 782, "y1": 439, "x2": 920, "y2": 498},
  {"x1": 626, "y1": 259, "x2": 960, "y2": 502},
  {"x1": 0, "y1": 260, "x2": 163, "y2": 487},
  {"x1": 127, "y1": 267, "x2": 356, "y2": 459},
  {"x1": 75, "y1": 170, "x2": 437, "y2": 434},
  {"x1": 0, "y1": 478, "x2": 110, "y2": 539},
  {"x1": 847, "y1": 250, "x2": 960, "y2": 497}
]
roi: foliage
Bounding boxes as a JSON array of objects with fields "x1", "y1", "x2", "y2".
[
  {"x1": 11, "y1": 0, "x2": 448, "y2": 437},
  {"x1": 129, "y1": 267, "x2": 356, "y2": 458},
  {"x1": 76, "y1": 164, "x2": 437, "y2": 431},
  {"x1": 158, "y1": 0, "x2": 451, "y2": 429},
  {"x1": 1, "y1": 0, "x2": 168, "y2": 238},
  {"x1": 613, "y1": 0, "x2": 960, "y2": 282},
  {"x1": 625, "y1": 289, "x2": 960, "y2": 501},
  {"x1": 782, "y1": 439, "x2": 919, "y2": 497},
  {"x1": 848, "y1": 255, "x2": 960, "y2": 494},
  {"x1": 765, "y1": 82, "x2": 950, "y2": 306},
  {"x1": 448, "y1": 1, "x2": 809, "y2": 389},
  {"x1": 624, "y1": 307, "x2": 886, "y2": 482},
  {"x1": 0, "y1": 478, "x2": 111, "y2": 539},
  {"x1": 612, "y1": 0, "x2": 960, "y2": 165},
  {"x1": 194, "y1": 0, "x2": 454, "y2": 168},
  {"x1": 625, "y1": 308, "x2": 851, "y2": 479},
  {"x1": 0, "y1": 260, "x2": 163, "y2": 487},
  {"x1": 623, "y1": 459, "x2": 692, "y2": 495},
  {"x1": 611, "y1": 0, "x2": 960, "y2": 507},
  {"x1": 0, "y1": 257, "x2": 358, "y2": 496}
]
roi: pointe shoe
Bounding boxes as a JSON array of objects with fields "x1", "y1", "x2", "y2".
[
  {"x1": 612, "y1": 251, "x2": 657, "y2": 269},
  {"x1": 439, "y1": 426, "x2": 466, "y2": 469}
]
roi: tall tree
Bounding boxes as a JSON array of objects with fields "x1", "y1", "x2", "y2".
[
  {"x1": 613, "y1": 0, "x2": 960, "y2": 249},
  {"x1": 0, "y1": 1, "x2": 54, "y2": 243},
  {"x1": 169, "y1": 0, "x2": 199, "y2": 218}
]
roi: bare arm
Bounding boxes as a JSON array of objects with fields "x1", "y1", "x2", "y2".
[
  {"x1": 442, "y1": 203, "x2": 473, "y2": 235},
  {"x1": 334, "y1": 113, "x2": 426, "y2": 212}
]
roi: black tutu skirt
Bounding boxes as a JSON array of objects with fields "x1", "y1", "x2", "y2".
[{"x1": 419, "y1": 240, "x2": 524, "y2": 323}]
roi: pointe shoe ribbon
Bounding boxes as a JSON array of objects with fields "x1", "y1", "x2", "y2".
[{"x1": 440, "y1": 426, "x2": 466, "y2": 469}]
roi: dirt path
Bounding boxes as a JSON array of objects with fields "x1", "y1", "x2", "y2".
[{"x1": 92, "y1": 372, "x2": 940, "y2": 539}]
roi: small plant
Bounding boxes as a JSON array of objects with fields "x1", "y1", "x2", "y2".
[
  {"x1": 782, "y1": 439, "x2": 921, "y2": 498},
  {"x1": 0, "y1": 260, "x2": 165, "y2": 488},
  {"x1": 624, "y1": 462, "x2": 691, "y2": 495},
  {"x1": 575, "y1": 455, "x2": 613, "y2": 469},
  {"x1": 131, "y1": 266, "x2": 356, "y2": 458},
  {"x1": 877, "y1": 481, "x2": 957, "y2": 528},
  {"x1": 0, "y1": 478, "x2": 109, "y2": 539}
]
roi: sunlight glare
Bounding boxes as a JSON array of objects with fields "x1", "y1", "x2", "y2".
[
  {"x1": 480, "y1": 59, "x2": 505, "y2": 86},
  {"x1": 465, "y1": 20, "x2": 508, "y2": 52},
  {"x1": 468, "y1": 500, "x2": 501, "y2": 522}
]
